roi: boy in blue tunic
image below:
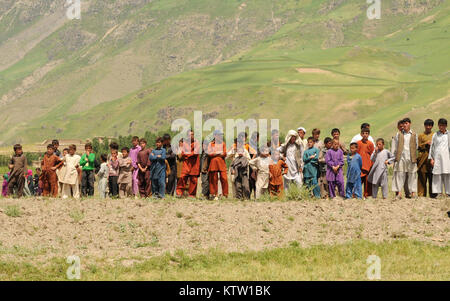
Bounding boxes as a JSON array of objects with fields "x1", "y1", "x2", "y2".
[
  {"x1": 150, "y1": 137, "x2": 167, "y2": 198},
  {"x1": 346, "y1": 142, "x2": 363, "y2": 199},
  {"x1": 303, "y1": 137, "x2": 321, "y2": 198}
]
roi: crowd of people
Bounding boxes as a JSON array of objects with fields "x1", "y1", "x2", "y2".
[{"x1": 2, "y1": 117, "x2": 449, "y2": 200}]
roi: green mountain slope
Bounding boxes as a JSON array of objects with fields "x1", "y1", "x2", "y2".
[{"x1": 0, "y1": 0, "x2": 449, "y2": 144}]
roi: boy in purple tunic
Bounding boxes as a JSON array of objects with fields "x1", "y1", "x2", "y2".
[
  {"x1": 129, "y1": 136, "x2": 142, "y2": 197},
  {"x1": 325, "y1": 139, "x2": 345, "y2": 198}
]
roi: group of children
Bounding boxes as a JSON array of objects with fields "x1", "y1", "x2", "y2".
[{"x1": 3, "y1": 117, "x2": 449, "y2": 200}]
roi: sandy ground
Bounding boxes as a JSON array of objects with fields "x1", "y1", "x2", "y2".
[{"x1": 0, "y1": 197, "x2": 448, "y2": 265}]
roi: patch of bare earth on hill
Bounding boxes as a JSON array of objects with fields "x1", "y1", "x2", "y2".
[
  {"x1": 296, "y1": 68, "x2": 332, "y2": 75},
  {"x1": 0, "y1": 197, "x2": 448, "y2": 265}
]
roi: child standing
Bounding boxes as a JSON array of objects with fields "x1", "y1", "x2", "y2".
[
  {"x1": 130, "y1": 136, "x2": 142, "y2": 197},
  {"x1": 207, "y1": 130, "x2": 228, "y2": 199},
  {"x1": 346, "y1": 143, "x2": 363, "y2": 199},
  {"x1": 325, "y1": 139, "x2": 345, "y2": 198},
  {"x1": 8, "y1": 144, "x2": 28, "y2": 198},
  {"x1": 318, "y1": 137, "x2": 333, "y2": 198},
  {"x1": 108, "y1": 149, "x2": 120, "y2": 198},
  {"x1": 279, "y1": 130, "x2": 303, "y2": 190},
  {"x1": 137, "y1": 138, "x2": 152, "y2": 198},
  {"x1": 249, "y1": 146, "x2": 271, "y2": 199},
  {"x1": 61, "y1": 144, "x2": 81, "y2": 199},
  {"x1": 331, "y1": 128, "x2": 348, "y2": 155},
  {"x1": 357, "y1": 128, "x2": 375, "y2": 198},
  {"x1": 41, "y1": 144, "x2": 63, "y2": 197},
  {"x1": 230, "y1": 147, "x2": 251, "y2": 200},
  {"x1": 429, "y1": 118, "x2": 450, "y2": 197},
  {"x1": 269, "y1": 150, "x2": 288, "y2": 198},
  {"x1": 80, "y1": 143, "x2": 96, "y2": 197},
  {"x1": 417, "y1": 119, "x2": 436, "y2": 197},
  {"x1": 118, "y1": 147, "x2": 133, "y2": 198},
  {"x1": 150, "y1": 137, "x2": 167, "y2": 198},
  {"x1": 368, "y1": 138, "x2": 394, "y2": 199},
  {"x1": 34, "y1": 168, "x2": 42, "y2": 196},
  {"x1": 97, "y1": 154, "x2": 109, "y2": 199},
  {"x1": 303, "y1": 137, "x2": 321, "y2": 198}
]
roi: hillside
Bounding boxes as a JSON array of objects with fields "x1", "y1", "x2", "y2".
[{"x1": 0, "y1": 0, "x2": 449, "y2": 145}]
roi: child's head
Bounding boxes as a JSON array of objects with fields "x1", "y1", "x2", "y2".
[
  {"x1": 13, "y1": 144, "x2": 23, "y2": 155},
  {"x1": 438, "y1": 118, "x2": 447, "y2": 133},
  {"x1": 85, "y1": 143, "x2": 93, "y2": 153},
  {"x1": 35, "y1": 167, "x2": 41, "y2": 174},
  {"x1": 155, "y1": 137, "x2": 163, "y2": 148},
  {"x1": 236, "y1": 146, "x2": 245, "y2": 157},
  {"x1": 28, "y1": 169, "x2": 33, "y2": 177},
  {"x1": 324, "y1": 137, "x2": 333, "y2": 149},
  {"x1": 111, "y1": 149, "x2": 118, "y2": 158},
  {"x1": 109, "y1": 141, "x2": 119, "y2": 151},
  {"x1": 52, "y1": 139, "x2": 59, "y2": 149},
  {"x1": 132, "y1": 136, "x2": 139, "y2": 147},
  {"x1": 312, "y1": 128, "x2": 320, "y2": 140},
  {"x1": 361, "y1": 128, "x2": 370, "y2": 141},
  {"x1": 376, "y1": 138, "x2": 385, "y2": 151},
  {"x1": 307, "y1": 137, "x2": 315, "y2": 149},
  {"x1": 63, "y1": 148, "x2": 69, "y2": 156},
  {"x1": 332, "y1": 139, "x2": 339, "y2": 150},
  {"x1": 402, "y1": 118, "x2": 411, "y2": 131},
  {"x1": 68, "y1": 144, "x2": 76, "y2": 155},
  {"x1": 271, "y1": 129, "x2": 279, "y2": 141},
  {"x1": 162, "y1": 134, "x2": 171, "y2": 145},
  {"x1": 100, "y1": 154, "x2": 107, "y2": 163},
  {"x1": 397, "y1": 120, "x2": 404, "y2": 131},
  {"x1": 350, "y1": 142, "x2": 358, "y2": 154},
  {"x1": 297, "y1": 127, "x2": 306, "y2": 139},
  {"x1": 46, "y1": 144, "x2": 55, "y2": 155},
  {"x1": 424, "y1": 119, "x2": 434, "y2": 133},
  {"x1": 121, "y1": 147, "x2": 129, "y2": 158},
  {"x1": 139, "y1": 138, "x2": 147, "y2": 149},
  {"x1": 259, "y1": 146, "x2": 270, "y2": 157},
  {"x1": 213, "y1": 130, "x2": 223, "y2": 143},
  {"x1": 331, "y1": 128, "x2": 340, "y2": 140},
  {"x1": 272, "y1": 150, "x2": 280, "y2": 161},
  {"x1": 360, "y1": 123, "x2": 370, "y2": 131}
]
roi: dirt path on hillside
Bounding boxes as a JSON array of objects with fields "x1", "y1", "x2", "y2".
[{"x1": 0, "y1": 197, "x2": 448, "y2": 265}]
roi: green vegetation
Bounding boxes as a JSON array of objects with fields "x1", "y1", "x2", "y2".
[
  {"x1": 0, "y1": 0, "x2": 448, "y2": 145},
  {"x1": 4, "y1": 205, "x2": 21, "y2": 217},
  {"x1": 0, "y1": 240, "x2": 447, "y2": 280}
]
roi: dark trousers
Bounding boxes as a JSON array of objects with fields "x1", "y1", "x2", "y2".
[
  {"x1": 138, "y1": 170, "x2": 151, "y2": 197},
  {"x1": 108, "y1": 176, "x2": 119, "y2": 197},
  {"x1": 81, "y1": 170, "x2": 95, "y2": 196},
  {"x1": 201, "y1": 172, "x2": 209, "y2": 197},
  {"x1": 418, "y1": 171, "x2": 437, "y2": 198},
  {"x1": 166, "y1": 165, "x2": 176, "y2": 196},
  {"x1": 7, "y1": 174, "x2": 25, "y2": 198}
]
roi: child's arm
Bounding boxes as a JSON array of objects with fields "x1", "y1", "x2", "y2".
[
  {"x1": 249, "y1": 157, "x2": 259, "y2": 170},
  {"x1": 159, "y1": 149, "x2": 167, "y2": 161},
  {"x1": 149, "y1": 150, "x2": 157, "y2": 162}
]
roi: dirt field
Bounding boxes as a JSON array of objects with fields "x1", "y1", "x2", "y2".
[{"x1": 0, "y1": 197, "x2": 448, "y2": 268}]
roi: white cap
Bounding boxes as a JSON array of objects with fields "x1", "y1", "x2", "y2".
[{"x1": 297, "y1": 127, "x2": 306, "y2": 133}]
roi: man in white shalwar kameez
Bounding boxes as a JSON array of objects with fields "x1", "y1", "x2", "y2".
[
  {"x1": 391, "y1": 118, "x2": 418, "y2": 198},
  {"x1": 428, "y1": 118, "x2": 450, "y2": 196}
]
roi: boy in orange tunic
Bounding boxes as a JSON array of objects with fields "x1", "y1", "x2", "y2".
[
  {"x1": 207, "y1": 130, "x2": 228, "y2": 199},
  {"x1": 269, "y1": 150, "x2": 288, "y2": 198},
  {"x1": 41, "y1": 144, "x2": 63, "y2": 197},
  {"x1": 176, "y1": 130, "x2": 201, "y2": 198},
  {"x1": 357, "y1": 128, "x2": 375, "y2": 198}
]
